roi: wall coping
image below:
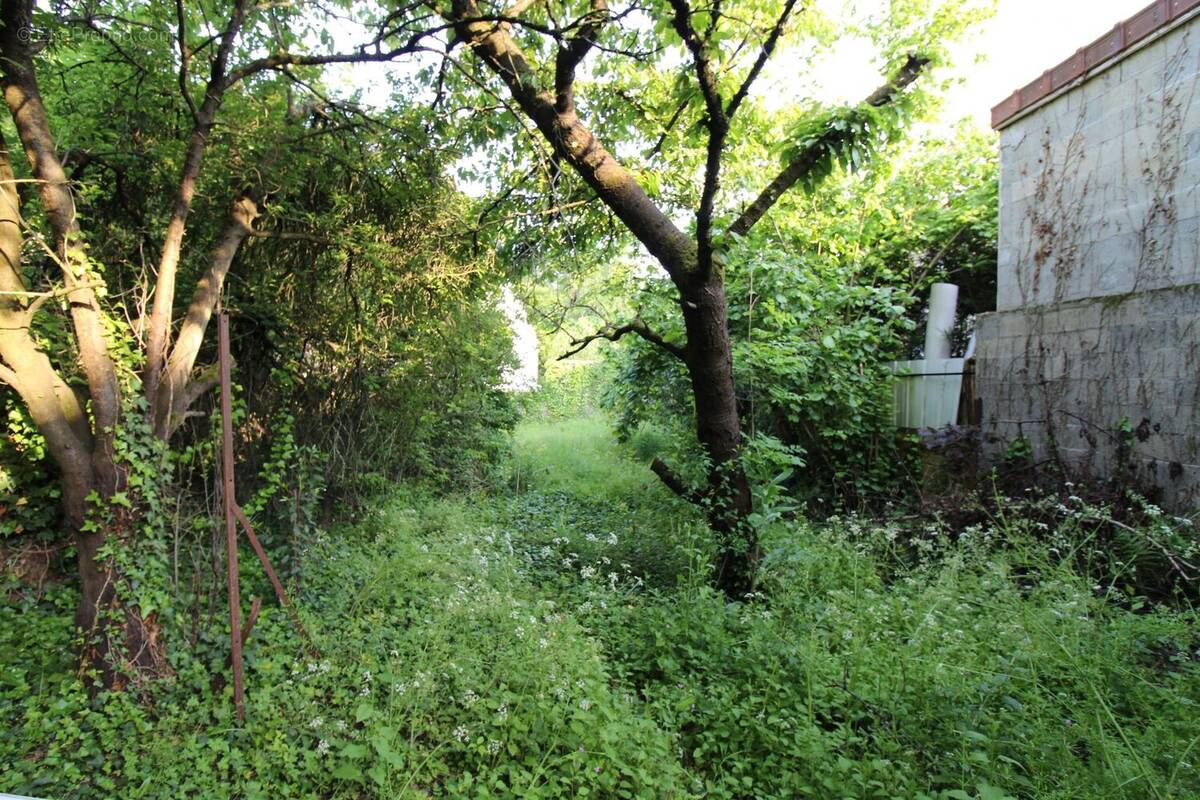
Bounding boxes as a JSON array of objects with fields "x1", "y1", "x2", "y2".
[{"x1": 991, "y1": 0, "x2": 1200, "y2": 129}]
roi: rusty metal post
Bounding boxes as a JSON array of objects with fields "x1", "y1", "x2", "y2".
[
  {"x1": 233, "y1": 503, "x2": 317, "y2": 650},
  {"x1": 232, "y1": 504, "x2": 290, "y2": 610},
  {"x1": 218, "y1": 311, "x2": 245, "y2": 722}
]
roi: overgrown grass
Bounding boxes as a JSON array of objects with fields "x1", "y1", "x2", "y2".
[
  {"x1": 511, "y1": 417, "x2": 664, "y2": 498},
  {"x1": 3, "y1": 414, "x2": 1199, "y2": 799}
]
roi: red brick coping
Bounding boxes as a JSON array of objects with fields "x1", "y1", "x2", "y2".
[{"x1": 991, "y1": 0, "x2": 1200, "y2": 129}]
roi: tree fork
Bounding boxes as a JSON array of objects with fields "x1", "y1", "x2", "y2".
[
  {"x1": 449, "y1": 0, "x2": 759, "y2": 596},
  {"x1": 0, "y1": 0, "x2": 169, "y2": 687}
]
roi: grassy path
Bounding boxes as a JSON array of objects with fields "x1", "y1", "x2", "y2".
[
  {"x1": 4, "y1": 414, "x2": 1200, "y2": 799},
  {"x1": 511, "y1": 417, "x2": 666, "y2": 498}
]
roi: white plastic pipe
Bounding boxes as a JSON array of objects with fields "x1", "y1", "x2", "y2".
[{"x1": 924, "y1": 283, "x2": 959, "y2": 361}]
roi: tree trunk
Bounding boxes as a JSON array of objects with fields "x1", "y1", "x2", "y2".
[
  {"x1": 679, "y1": 274, "x2": 757, "y2": 597},
  {"x1": 0, "y1": 15, "x2": 168, "y2": 684},
  {"x1": 61, "y1": 455, "x2": 169, "y2": 690},
  {"x1": 153, "y1": 194, "x2": 258, "y2": 439},
  {"x1": 143, "y1": 0, "x2": 251, "y2": 416},
  {"x1": 449, "y1": 0, "x2": 760, "y2": 596}
]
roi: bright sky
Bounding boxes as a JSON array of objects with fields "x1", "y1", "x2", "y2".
[
  {"x1": 331, "y1": 0, "x2": 1151, "y2": 127},
  {"x1": 801, "y1": 0, "x2": 1152, "y2": 127},
  {"x1": 945, "y1": 0, "x2": 1155, "y2": 125}
]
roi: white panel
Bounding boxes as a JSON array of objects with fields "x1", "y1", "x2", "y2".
[{"x1": 889, "y1": 359, "x2": 966, "y2": 429}]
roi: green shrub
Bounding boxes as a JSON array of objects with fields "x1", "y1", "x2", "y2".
[
  {"x1": 604, "y1": 241, "x2": 920, "y2": 509},
  {"x1": 523, "y1": 361, "x2": 610, "y2": 423}
]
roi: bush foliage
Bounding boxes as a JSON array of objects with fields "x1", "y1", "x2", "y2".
[{"x1": 600, "y1": 131, "x2": 998, "y2": 510}]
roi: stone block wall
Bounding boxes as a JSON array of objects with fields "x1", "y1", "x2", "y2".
[{"x1": 977, "y1": 13, "x2": 1200, "y2": 510}]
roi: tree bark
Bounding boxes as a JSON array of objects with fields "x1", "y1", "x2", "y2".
[
  {"x1": 678, "y1": 273, "x2": 757, "y2": 596},
  {"x1": 0, "y1": 0, "x2": 167, "y2": 686},
  {"x1": 450, "y1": 0, "x2": 759, "y2": 595}
]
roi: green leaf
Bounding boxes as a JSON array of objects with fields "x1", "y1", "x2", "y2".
[{"x1": 331, "y1": 763, "x2": 362, "y2": 781}]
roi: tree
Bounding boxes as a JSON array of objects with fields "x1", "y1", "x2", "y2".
[
  {"x1": 0, "y1": 0, "x2": 451, "y2": 685},
  {"x1": 438, "y1": 0, "x2": 985, "y2": 596},
  {"x1": 602, "y1": 131, "x2": 999, "y2": 513}
]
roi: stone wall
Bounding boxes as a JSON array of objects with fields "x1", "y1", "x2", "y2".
[{"x1": 976, "y1": 13, "x2": 1200, "y2": 510}]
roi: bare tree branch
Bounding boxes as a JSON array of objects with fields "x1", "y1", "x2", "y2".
[
  {"x1": 175, "y1": 0, "x2": 199, "y2": 122},
  {"x1": 646, "y1": 95, "x2": 692, "y2": 159},
  {"x1": 247, "y1": 228, "x2": 334, "y2": 243},
  {"x1": 724, "y1": 0, "x2": 799, "y2": 119},
  {"x1": 554, "y1": 0, "x2": 608, "y2": 114},
  {"x1": 226, "y1": 37, "x2": 429, "y2": 85},
  {"x1": 650, "y1": 457, "x2": 708, "y2": 504},
  {"x1": 668, "y1": 0, "x2": 726, "y2": 278},
  {"x1": 229, "y1": 10, "x2": 595, "y2": 87},
  {"x1": 144, "y1": 0, "x2": 252, "y2": 419},
  {"x1": 668, "y1": 0, "x2": 723, "y2": 124},
  {"x1": 559, "y1": 316, "x2": 686, "y2": 361}
]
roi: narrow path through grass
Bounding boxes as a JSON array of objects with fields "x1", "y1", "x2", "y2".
[
  {"x1": 512, "y1": 417, "x2": 666, "y2": 498},
  {"x1": 4, "y1": 413, "x2": 1200, "y2": 799}
]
